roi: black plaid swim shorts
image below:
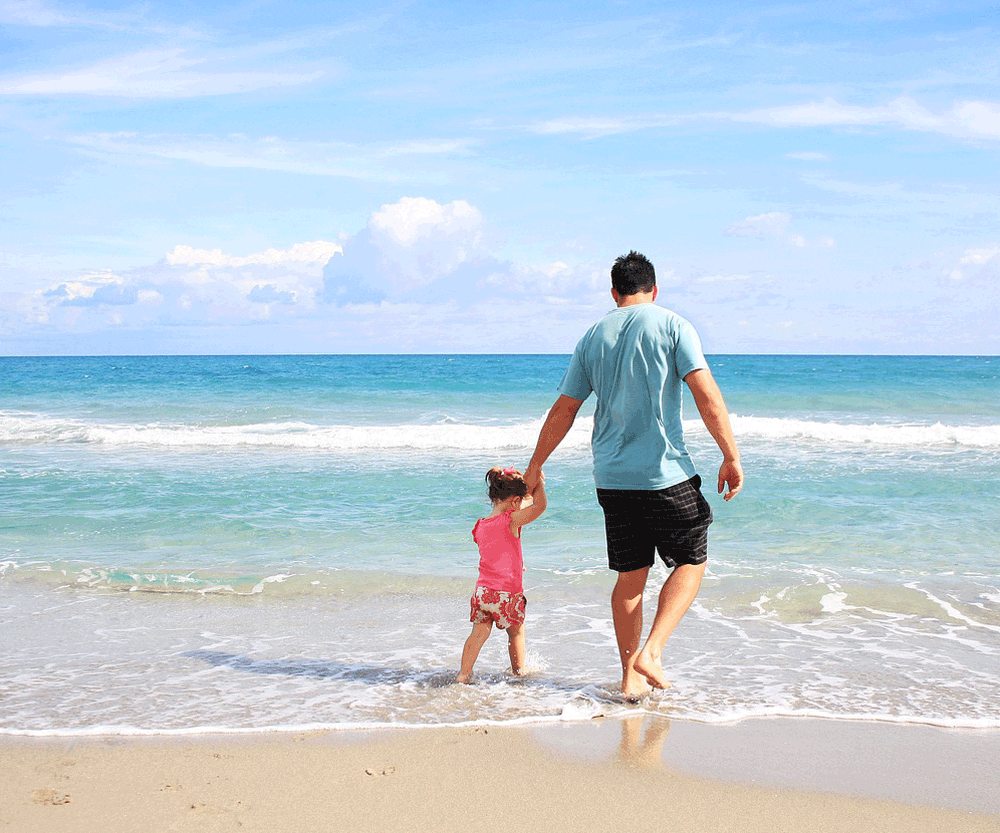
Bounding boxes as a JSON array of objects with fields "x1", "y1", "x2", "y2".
[{"x1": 596, "y1": 475, "x2": 714, "y2": 573}]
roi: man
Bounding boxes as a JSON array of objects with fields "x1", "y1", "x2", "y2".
[{"x1": 524, "y1": 251, "x2": 743, "y2": 697}]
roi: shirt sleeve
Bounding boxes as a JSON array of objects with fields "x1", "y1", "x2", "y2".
[
  {"x1": 673, "y1": 318, "x2": 709, "y2": 380},
  {"x1": 556, "y1": 338, "x2": 594, "y2": 401}
]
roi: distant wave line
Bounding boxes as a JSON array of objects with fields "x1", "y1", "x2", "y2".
[
  {"x1": 728, "y1": 415, "x2": 1000, "y2": 448},
  {"x1": 1, "y1": 411, "x2": 999, "y2": 451}
]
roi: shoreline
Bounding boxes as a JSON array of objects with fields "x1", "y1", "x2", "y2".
[{"x1": 3, "y1": 716, "x2": 997, "y2": 832}]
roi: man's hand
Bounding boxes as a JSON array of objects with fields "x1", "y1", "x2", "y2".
[
  {"x1": 718, "y1": 458, "x2": 744, "y2": 501},
  {"x1": 524, "y1": 464, "x2": 544, "y2": 494}
]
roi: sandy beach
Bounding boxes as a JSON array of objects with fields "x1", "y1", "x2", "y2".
[{"x1": 3, "y1": 716, "x2": 997, "y2": 833}]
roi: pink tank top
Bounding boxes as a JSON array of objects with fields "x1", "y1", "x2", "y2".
[{"x1": 472, "y1": 510, "x2": 523, "y2": 595}]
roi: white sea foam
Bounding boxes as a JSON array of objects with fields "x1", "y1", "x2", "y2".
[
  {"x1": 726, "y1": 414, "x2": 1000, "y2": 448},
  {"x1": 3, "y1": 410, "x2": 999, "y2": 452},
  {"x1": 0, "y1": 411, "x2": 588, "y2": 452}
]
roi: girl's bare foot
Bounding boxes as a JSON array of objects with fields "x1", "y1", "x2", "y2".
[{"x1": 456, "y1": 673, "x2": 472, "y2": 684}]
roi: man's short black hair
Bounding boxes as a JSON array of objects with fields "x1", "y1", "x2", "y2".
[{"x1": 611, "y1": 251, "x2": 656, "y2": 296}]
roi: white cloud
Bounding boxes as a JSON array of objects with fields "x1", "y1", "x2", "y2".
[
  {"x1": 165, "y1": 241, "x2": 341, "y2": 267},
  {"x1": 323, "y1": 197, "x2": 503, "y2": 302},
  {"x1": 0, "y1": 48, "x2": 324, "y2": 98},
  {"x1": 947, "y1": 245, "x2": 1000, "y2": 280},
  {"x1": 13, "y1": 199, "x2": 527, "y2": 335},
  {"x1": 0, "y1": 0, "x2": 111, "y2": 27},
  {"x1": 696, "y1": 273, "x2": 751, "y2": 283},
  {"x1": 537, "y1": 97, "x2": 1000, "y2": 145},
  {"x1": 67, "y1": 132, "x2": 473, "y2": 181},
  {"x1": 0, "y1": 0, "x2": 200, "y2": 32},
  {"x1": 530, "y1": 115, "x2": 684, "y2": 139},
  {"x1": 732, "y1": 97, "x2": 1000, "y2": 142},
  {"x1": 724, "y1": 212, "x2": 791, "y2": 239},
  {"x1": 723, "y1": 212, "x2": 834, "y2": 249},
  {"x1": 786, "y1": 151, "x2": 830, "y2": 162},
  {"x1": 20, "y1": 239, "x2": 340, "y2": 333},
  {"x1": 369, "y1": 197, "x2": 481, "y2": 248}
]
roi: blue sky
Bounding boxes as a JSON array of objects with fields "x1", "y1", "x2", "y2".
[{"x1": 1, "y1": 0, "x2": 998, "y2": 355}]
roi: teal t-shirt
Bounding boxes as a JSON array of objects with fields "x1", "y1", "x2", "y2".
[{"x1": 557, "y1": 303, "x2": 709, "y2": 490}]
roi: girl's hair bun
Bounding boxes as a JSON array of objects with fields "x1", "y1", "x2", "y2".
[{"x1": 485, "y1": 466, "x2": 528, "y2": 502}]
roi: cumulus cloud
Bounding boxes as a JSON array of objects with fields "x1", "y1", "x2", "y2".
[
  {"x1": 165, "y1": 241, "x2": 341, "y2": 268},
  {"x1": 16, "y1": 238, "x2": 337, "y2": 335},
  {"x1": 247, "y1": 285, "x2": 296, "y2": 305},
  {"x1": 39, "y1": 273, "x2": 158, "y2": 309},
  {"x1": 322, "y1": 197, "x2": 504, "y2": 303},
  {"x1": 9, "y1": 197, "x2": 598, "y2": 348}
]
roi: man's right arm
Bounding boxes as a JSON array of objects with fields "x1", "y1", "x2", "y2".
[
  {"x1": 684, "y1": 368, "x2": 744, "y2": 501},
  {"x1": 524, "y1": 395, "x2": 585, "y2": 492}
]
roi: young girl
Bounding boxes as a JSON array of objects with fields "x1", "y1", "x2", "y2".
[{"x1": 456, "y1": 466, "x2": 546, "y2": 684}]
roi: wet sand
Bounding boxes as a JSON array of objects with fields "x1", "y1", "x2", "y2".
[{"x1": 2, "y1": 716, "x2": 997, "y2": 832}]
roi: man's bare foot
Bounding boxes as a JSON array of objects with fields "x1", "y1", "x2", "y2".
[
  {"x1": 621, "y1": 669, "x2": 651, "y2": 700},
  {"x1": 633, "y1": 649, "x2": 672, "y2": 690},
  {"x1": 456, "y1": 673, "x2": 472, "y2": 684}
]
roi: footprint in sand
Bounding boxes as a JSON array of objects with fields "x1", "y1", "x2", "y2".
[
  {"x1": 364, "y1": 766, "x2": 396, "y2": 777},
  {"x1": 31, "y1": 788, "x2": 71, "y2": 805}
]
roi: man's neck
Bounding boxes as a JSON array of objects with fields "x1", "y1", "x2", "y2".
[{"x1": 615, "y1": 290, "x2": 656, "y2": 308}]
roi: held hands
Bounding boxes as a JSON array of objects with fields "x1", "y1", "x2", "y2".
[
  {"x1": 718, "y1": 458, "x2": 744, "y2": 501},
  {"x1": 523, "y1": 464, "x2": 544, "y2": 495}
]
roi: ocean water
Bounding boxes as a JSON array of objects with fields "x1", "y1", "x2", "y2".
[{"x1": 1, "y1": 353, "x2": 998, "y2": 736}]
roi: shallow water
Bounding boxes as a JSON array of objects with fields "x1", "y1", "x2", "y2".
[{"x1": 1, "y1": 354, "x2": 998, "y2": 734}]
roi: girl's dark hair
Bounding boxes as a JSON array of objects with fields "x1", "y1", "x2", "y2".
[{"x1": 485, "y1": 466, "x2": 528, "y2": 503}]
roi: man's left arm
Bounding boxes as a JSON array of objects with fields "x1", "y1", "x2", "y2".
[
  {"x1": 684, "y1": 368, "x2": 744, "y2": 501},
  {"x1": 524, "y1": 394, "x2": 585, "y2": 492}
]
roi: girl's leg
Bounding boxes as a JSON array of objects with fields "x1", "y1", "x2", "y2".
[
  {"x1": 506, "y1": 623, "x2": 526, "y2": 676},
  {"x1": 457, "y1": 621, "x2": 493, "y2": 683}
]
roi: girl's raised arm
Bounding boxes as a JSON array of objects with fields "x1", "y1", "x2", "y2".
[{"x1": 510, "y1": 478, "x2": 546, "y2": 532}]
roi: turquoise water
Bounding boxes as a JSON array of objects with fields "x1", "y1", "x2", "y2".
[{"x1": 1, "y1": 354, "x2": 998, "y2": 734}]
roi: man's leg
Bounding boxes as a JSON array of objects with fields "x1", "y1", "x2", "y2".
[
  {"x1": 633, "y1": 562, "x2": 706, "y2": 689},
  {"x1": 611, "y1": 567, "x2": 651, "y2": 697}
]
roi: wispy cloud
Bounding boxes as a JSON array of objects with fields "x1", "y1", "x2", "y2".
[
  {"x1": 730, "y1": 97, "x2": 1000, "y2": 142},
  {"x1": 0, "y1": 0, "x2": 212, "y2": 37},
  {"x1": 696, "y1": 273, "x2": 752, "y2": 283},
  {"x1": 530, "y1": 114, "x2": 687, "y2": 139},
  {"x1": 67, "y1": 132, "x2": 476, "y2": 180},
  {"x1": 786, "y1": 151, "x2": 831, "y2": 161},
  {"x1": 0, "y1": 47, "x2": 324, "y2": 98},
  {"x1": 1, "y1": 0, "x2": 120, "y2": 28},
  {"x1": 530, "y1": 97, "x2": 1000, "y2": 144}
]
